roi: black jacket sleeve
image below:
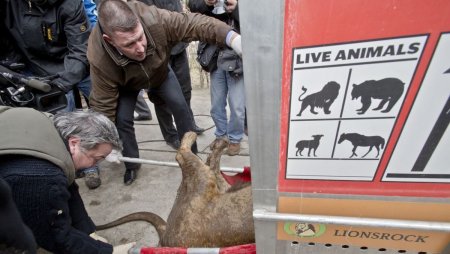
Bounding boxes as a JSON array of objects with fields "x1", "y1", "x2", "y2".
[
  {"x1": 67, "y1": 182, "x2": 97, "y2": 233},
  {"x1": 188, "y1": 0, "x2": 215, "y2": 16},
  {"x1": 47, "y1": 180, "x2": 112, "y2": 254},
  {"x1": 51, "y1": 0, "x2": 91, "y2": 91}
]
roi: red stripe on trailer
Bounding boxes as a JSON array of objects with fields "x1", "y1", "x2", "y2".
[
  {"x1": 139, "y1": 243, "x2": 256, "y2": 254},
  {"x1": 219, "y1": 243, "x2": 256, "y2": 254},
  {"x1": 221, "y1": 166, "x2": 252, "y2": 185}
]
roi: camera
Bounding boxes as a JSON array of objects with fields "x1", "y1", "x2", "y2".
[{"x1": 212, "y1": 0, "x2": 227, "y2": 15}]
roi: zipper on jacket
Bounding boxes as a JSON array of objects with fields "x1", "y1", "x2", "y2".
[{"x1": 139, "y1": 63, "x2": 151, "y2": 82}]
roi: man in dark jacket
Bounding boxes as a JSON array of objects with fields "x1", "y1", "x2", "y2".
[
  {"x1": 0, "y1": 106, "x2": 133, "y2": 253},
  {"x1": 88, "y1": 0, "x2": 241, "y2": 185},
  {"x1": 189, "y1": 0, "x2": 246, "y2": 156},
  {"x1": 137, "y1": 0, "x2": 205, "y2": 150},
  {"x1": 1, "y1": 0, "x2": 104, "y2": 190},
  {"x1": 2, "y1": 0, "x2": 92, "y2": 112}
]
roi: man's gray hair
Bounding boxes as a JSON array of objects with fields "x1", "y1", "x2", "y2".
[
  {"x1": 98, "y1": 0, "x2": 139, "y2": 36},
  {"x1": 53, "y1": 110, "x2": 122, "y2": 151}
]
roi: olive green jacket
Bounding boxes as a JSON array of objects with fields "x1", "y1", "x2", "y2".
[{"x1": 0, "y1": 106, "x2": 75, "y2": 185}]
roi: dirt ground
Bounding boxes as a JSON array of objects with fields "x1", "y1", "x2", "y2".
[{"x1": 77, "y1": 87, "x2": 250, "y2": 249}]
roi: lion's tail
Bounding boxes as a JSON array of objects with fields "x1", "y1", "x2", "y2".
[
  {"x1": 96, "y1": 211, "x2": 167, "y2": 239},
  {"x1": 298, "y1": 86, "x2": 307, "y2": 101}
]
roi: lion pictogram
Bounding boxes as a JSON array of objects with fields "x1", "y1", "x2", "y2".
[{"x1": 296, "y1": 81, "x2": 340, "y2": 116}]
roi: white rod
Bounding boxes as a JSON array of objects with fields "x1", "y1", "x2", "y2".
[
  {"x1": 253, "y1": 209, "x2": 450, "y2": 232},
  {"x1": 117, "y1": 156, "x2": 245, "y2": 173}
]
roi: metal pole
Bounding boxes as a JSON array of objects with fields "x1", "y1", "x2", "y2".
[
  {"x1": 253, "y1": 209, "x2": 450, "y2": 232},
  {"x1": 118, "y1": 156, "x2": 245, "y2": 173}
]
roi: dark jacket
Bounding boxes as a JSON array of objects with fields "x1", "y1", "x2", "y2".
[
  {"x1": 88, "y1": 1, "x2": 232, "y2": 121},
  {"x1": 188, "y1": 0, "x2": 242, "y2": 74},
  {"x1": 2, "y1": 0, "x2": 91, "y2": 91},
  {"x1": 0, "y1": 106, "x2": 112, "y2": 254},
  {"x1": 188, "y1": 0, "x2": 240, "y2": 32},
  {"x1": 137, "y1": 0, "x2": 189, "y2": 55}
]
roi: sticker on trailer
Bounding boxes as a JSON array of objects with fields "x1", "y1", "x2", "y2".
[
  {"x1": 286, "y1": 36, "x2": 426, "y2": 181},
  {"x1": 383, "y1": 33, "x2": 450, "y2": 183},
  {"x1": 278, "y1": 0, "x2": 450, "y2": 197}
]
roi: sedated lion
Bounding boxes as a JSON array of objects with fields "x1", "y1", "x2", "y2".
[{"x1": 296, "y1": 81, "x2": 340, "y2": 116}]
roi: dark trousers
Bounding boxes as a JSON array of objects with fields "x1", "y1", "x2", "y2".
[
  {"x1": 153, "y1": 50, "x2": 195, "y2": 143},
  {"x1": 116, "y1": 67, "x2": 198, "y2": 171}
]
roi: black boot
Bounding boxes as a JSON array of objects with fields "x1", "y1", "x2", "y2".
[
  {"x1": 124, "y1": 168, "x2": 137, "y2": 185},
  {"x1": 192, "y1": 124, "x2": 205, "y2": 135}
]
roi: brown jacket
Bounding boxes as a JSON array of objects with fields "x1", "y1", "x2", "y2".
[{"x1": 87, "y1": 1, "x2": 231, "y2": 121}]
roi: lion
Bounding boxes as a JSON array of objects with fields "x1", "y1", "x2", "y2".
[{"x1": 296, "y1": 81, "x2": 340, "y2": 116}]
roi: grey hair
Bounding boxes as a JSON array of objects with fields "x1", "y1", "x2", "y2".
[
  {"x1": 53, "y1": 110, "x2": 122, "y2": 151},
  {"x1": 98, "y1": 0, "x2": 139, "y2": 36}
]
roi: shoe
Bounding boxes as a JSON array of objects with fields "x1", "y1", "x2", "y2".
[
  {"x1": 84, "y1": 169, "x2": 101, "y2": 189},
  {"x1": 166, "y1": 140, "x2": 181, "y2": 150},
  {"x1": 227, "y1": 142, "x2": 241, "y2": 156},
  {"x1": 192, "y1": 124, "x2": 205, "y2": 135},
  {"x1": 134, "y1": 115, "x2": 152, "y2": 121},
  {"x1": 124, "y1": 169, "x2": 137, "y2": 185}
]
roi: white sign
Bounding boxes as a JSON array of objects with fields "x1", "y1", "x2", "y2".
[
  {"x1": 383, "y1": 33, "x2": 450, "y2": 183},
  {"x1": 286, "y1": 36, "x2": 427, "y2": 181}
]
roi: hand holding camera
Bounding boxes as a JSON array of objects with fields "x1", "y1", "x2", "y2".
[{"x1": 210, "y1": 0, "x2": 237, "y2": 14}]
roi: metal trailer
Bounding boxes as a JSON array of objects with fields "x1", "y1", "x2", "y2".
[{"x1": 239, "y1": 0, "x2": 450, "y2": 253}]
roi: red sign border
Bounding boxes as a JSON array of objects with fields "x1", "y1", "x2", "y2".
[{"x1": 278, "y1": 0, "x2": 450, "y2": 197}]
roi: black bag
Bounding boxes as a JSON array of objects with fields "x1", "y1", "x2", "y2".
[
  {"x1": 196, "y1": 42, "x2": 219, "y2": 72},
  {"x1": 217, "y1": 48, "x2": 243, "y2": 76}
]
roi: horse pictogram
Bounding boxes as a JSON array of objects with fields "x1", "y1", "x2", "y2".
[{"x1": 338, "y1": 133, "x2": 385, "y2": 158}]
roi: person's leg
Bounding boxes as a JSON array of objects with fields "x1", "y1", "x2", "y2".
[
  {"x1": 72, "y1": 87, "x2": 83, "y2": 109},
  {"x1": 209, "y1": 68, "x2": 229, "y2": 140},
  {"x1": 134, "y1": 89, "x2": 152, "y2": 120},
  {"x1": 149, "y1": 93, "x2": 179, "y2": 149},
  {"x1": 225, "y1": 73, "x2": 246, "y2": 155},
  {"x1": 76, "y1": 75, "x2": 92, "y2": 108},
  {"x1": 170, "y1": 51, "x2": 205, "y2": 134},
  {"x1": 63, "y1": 90, "x2": 76, "y2": 112},
  {"x1": 150, "y1": 67, "x2": 198, "y2": 153},
  {"x1": 116, "y1": 89, "x2": 141, "y2": 185}
]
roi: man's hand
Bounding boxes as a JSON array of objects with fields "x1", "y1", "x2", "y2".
[
  {"x1": 225, "y1": 0, "x2": 237, "y2": 12},
  {"x1": 230, "y1": 34, "x2": 242, "y2": 58},
  {"x1": 113, "y1": 242, "x2": 136, "y2": 254},
  {"x1": 105, "y1": 149, "x2": 123, "y2": 164},
  {"x1": 89, "y1": 232, "x2": 108, "y2": 243}
]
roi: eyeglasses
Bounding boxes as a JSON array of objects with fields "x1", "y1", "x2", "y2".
[{"x1": 80, "y1": 148, "x2": 107, "y2": 164}]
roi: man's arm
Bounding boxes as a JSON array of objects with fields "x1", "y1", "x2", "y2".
[
  {"x1": 47, "y1": 175, "x2": 113, "y2": 253},
  {"x1": 51, "y1": 1, "x2": 91, "y2": 92},
  {"x1": 151, "y1": 6, "x2": 231, "y2": 46},
  {"x1": 88, "y1": 64, "x2": 120, "y2": 122}
]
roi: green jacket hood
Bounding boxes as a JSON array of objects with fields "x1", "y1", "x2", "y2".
[{"x1": 0, "y1": 106, "x2": 76, "y2": 185}]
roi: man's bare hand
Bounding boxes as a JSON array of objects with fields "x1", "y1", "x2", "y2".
[{"x1": 225, "y1": 0, "x2": 237, "y2": 12}]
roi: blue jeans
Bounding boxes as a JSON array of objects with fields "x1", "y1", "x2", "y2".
[
  {"x1": 64, "y1": 76, "x2": 92, "y2": 112},
  {"x1": 210, "y1": 69, "x2": 245, "y2": 143}
]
